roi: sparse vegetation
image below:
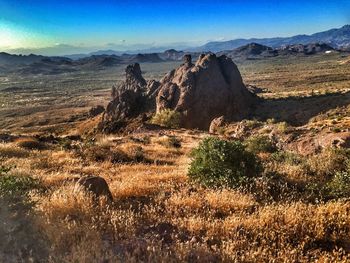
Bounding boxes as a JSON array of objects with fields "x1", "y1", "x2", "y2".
[
  {"x1": 159, "y1": 136, "x2": 182, "y2": 148},
  {"x1": 0, "y1": 54, "x2": 350, "y2": 262},
  {"x1": 245, "y1": 134, "x2": 277, "y2": 154},
  {"x1": 0, "y1": 166, "x2": 43, "y2": 198},
  {"x1": 188, "y1": 137, "x2": 261, "y2": 187},
  {"x1": 82, "y1": 144, "x2": 131, "y2": 163},
  {"x1": 150, "y1": 109, "x2": 181, "y2": 128}
]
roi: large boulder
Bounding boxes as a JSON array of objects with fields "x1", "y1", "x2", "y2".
[{"x1": 156, "y1": 54, "x2": 255, "y2": 130}]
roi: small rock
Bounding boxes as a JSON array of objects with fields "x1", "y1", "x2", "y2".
[
  {"x1": 74, "y1": 176, "x2": 113, "y2": 201},
  {"x1": 209, "y1": 116, "x2": 226, "y2": 133}
]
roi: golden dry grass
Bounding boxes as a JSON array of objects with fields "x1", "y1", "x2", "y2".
[
  {"x1": 0, "y1": 126, "x2": 350, "y2": 262},
  {"x1": 1, "y1": 55, "x2": 350, "y2": 262}
]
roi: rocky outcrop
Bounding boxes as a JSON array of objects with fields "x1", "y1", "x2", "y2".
[
  {"x1": 156, "y1": 54, "x2": 255, "y2": 129},
  {"x1": 294, "y1": 131, "x2": 350, "y2": 155},
  {"x1": 99, "y1": 63, "x2": 160, "y2": 132},
  {"x1": 99, "y1": 54, "x2": 256, "y2": 132}
]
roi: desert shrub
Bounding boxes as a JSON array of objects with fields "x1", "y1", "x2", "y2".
[
  {"x1": 245, "y1": 135, "x2": 277, "y2": 154},
  {"x1": 150, "y1": 109, "x2": 181, "y2": 128},
  {"x1": 160, "y1": 136, "x2": 182, "y2": 148},
  {"x1": 0, "y1": 165, "x2": 11, "y2": 175},
  {"x1": 308, "y1": 148, "x2": 350, "y2": 177},
  {"x1": 58, "y1": 138, "x2": 73, "y2": 150},
  {"x1": 271, "y1": 151, "x2": 305, "y2": 166},
  {"x1": 266, "y1": 118, "x2": 276, "y2": 124},
  {"x1": 275, "y1": 122, "x2": 289, "y2": 133},
  {"x1": 188, "y1": 137, "x2": 261, "y2": 188},
  {"x1": 324, "y1": 171, "x2": 350, "y2": 199},
  {"x1": 15, "y1": 137, "x2": 46, "y2": 150},
  {"x1": 83, "y1": 145, "x2": 130, "y2": 163},
  {"x1": 142, "y1": 135, "x2": 151, "y2": 145},
  {"x1": 244, "y1": 119, "x2": 262, "y2": 129}
]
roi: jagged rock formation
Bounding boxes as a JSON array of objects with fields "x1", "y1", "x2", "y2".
[
  {"x1": 100, "y1": 54, "x2": 256, "y2": 132},
  {"x1": 99, "y1": 63, "x2": 160, "y2": 132},
  {"x1": 156, "y1": 54, "x2": 255, "y2": 129}
]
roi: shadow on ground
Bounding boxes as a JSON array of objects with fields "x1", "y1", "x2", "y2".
[{"x1": 252, "y1": 91, "x2": 350, "y2": 125}]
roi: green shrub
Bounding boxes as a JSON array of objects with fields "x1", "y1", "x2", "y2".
[
  {"x1": 151, "y1": 109, "x2": 181, "y2": 128},
  {"x1": 0, "y1": 166, "x2": 43, "y2": 197},
  {"x1": 324, "y1": 171, "x2": 350, "y2": 199},
  {"x1": 271, "y1": 151, "x2": 305, "y2": 166},
  {"x1": 188, "y1": 137, "x2": 261, "y2": 188},
  {"x1": 245, "y1": 135, "x2": 277, "y2": 154},
  {"x1": 244, "y1": 119, "x2": 262, "y2": 129}
]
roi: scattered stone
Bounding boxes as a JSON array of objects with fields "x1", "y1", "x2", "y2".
[{"x1": 209, "y1": 116, "x2": 226, "y2": 134}]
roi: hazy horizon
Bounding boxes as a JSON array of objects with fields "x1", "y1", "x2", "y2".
[{"x1": 1, "y1": 0, "x2": 349, "y2": 55}]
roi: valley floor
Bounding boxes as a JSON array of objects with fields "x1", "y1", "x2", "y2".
[{"x1": 0, "y1": 53, "x2": 350, "y2": 262}]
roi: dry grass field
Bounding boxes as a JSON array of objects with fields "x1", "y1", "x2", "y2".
[{"x1": 0, "y1": 53, "x2": 350, "y2": 262}]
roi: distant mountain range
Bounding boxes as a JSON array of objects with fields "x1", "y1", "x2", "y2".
[
  {"x1": 0, "y1": 41, "x2": 342, "y2": 76},
  {"x1": 193, "y1": 25, "x2": 350, "y2": 52},
  {"x1": 3, "y1": 25, "x2": 349, "y2": 58}
]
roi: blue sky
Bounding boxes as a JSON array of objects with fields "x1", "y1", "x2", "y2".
[{"x1": 0, "y1": 0, "x2": 349, "y2": 53}]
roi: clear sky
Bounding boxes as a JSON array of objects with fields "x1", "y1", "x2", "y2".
[{"x1": 0, "y1": 0, "x2": 349, "y2": 53}]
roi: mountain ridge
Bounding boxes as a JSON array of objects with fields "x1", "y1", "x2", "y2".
[{"x1": 193, "y1": 25, "x2": 350, "y2": 52}]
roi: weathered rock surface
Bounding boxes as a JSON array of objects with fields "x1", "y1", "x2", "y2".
[
  {"x1": 156, "y1": 54, "x2": 255, "y2": 129},
  {"x1": 99, "y1": 63, "x2": 160, "y2": 132},
  {"x1": 74, "y1": 176, "x2": 113, "y2": 200},
  {"x1": 209, "y1": 116, "x2": 226, "y2": 134},
  {"x1": 99, "y1": 54, "x2": 255, "y2": 132},
  {"x1": 294, "y1": 131, "x2": 350, "y2": 155}
]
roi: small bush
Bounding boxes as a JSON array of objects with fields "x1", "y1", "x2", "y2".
[
  {"x1": 0, "y1": 166, "x2": 43, "y2": 198},
  {"x1": 324, "y1": 171, "x2": 350, "y2": 199},
  {"x1": 83, "y1": 145, "x2": 130, "y2": 163},
  {"x1": 150, "y1": 109, "x2": 181, "y2": 128},
  {"x1": 271, "y1": 151, "x2": 305, "y2": 166},
  {"x1": 308, "y1": 148, "x2": 350, "y2": 177},
  {"x1": 160, "y1": 136, "x2": 182, "y2": 148},
  {"x1": 245, "y1": 135, "x2": 277, "y2": 154},
  {"x1": 188, "y1": 137, "x2": 261, "y2": 188},
  {"x1": 244, "y1": 119, "x2": 263, "y2": 129},
  {"x1": 275, "y1": 122, "x2": 289, "y2": 133},
  {"x1": 15, "y1": 137, "x2": 46, "y2": 150}
]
